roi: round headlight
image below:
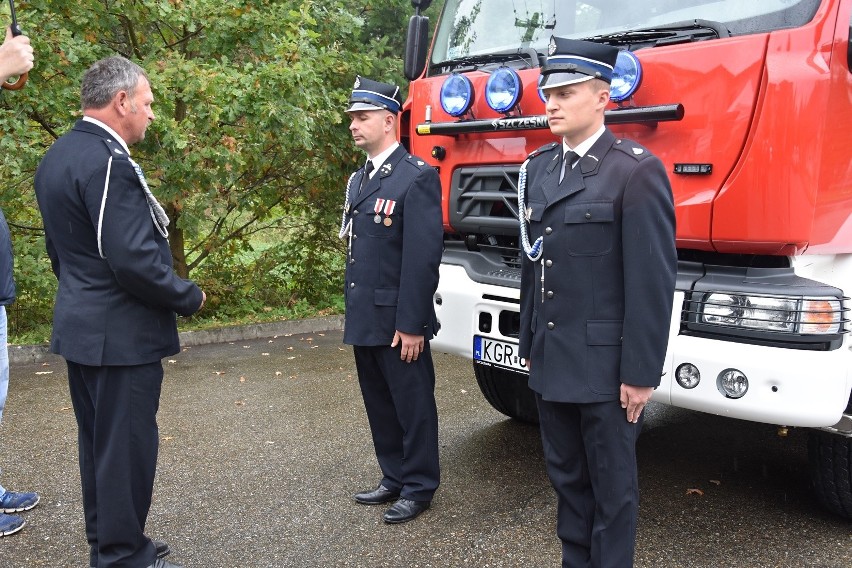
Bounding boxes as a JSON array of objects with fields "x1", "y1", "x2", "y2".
[
  {"x1": 610, "y1": 50, "x2": 642, "y2": 103},
  {"x1": 485, "y1": 67, "x2": 522, "y2": 113},
  {"x1": 676, "y1": 363, "x2": 700, "y2": 389},
  {"x1": 440, "y1": 74, "x2": 474, "y2": 117},
  {"x1": 717, "y1": 368, "x2": 748, "y2": 399}
]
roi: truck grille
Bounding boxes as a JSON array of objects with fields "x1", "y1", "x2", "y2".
[{"x1": 449, "y1": 165, "x2": 521, "y2": 237}]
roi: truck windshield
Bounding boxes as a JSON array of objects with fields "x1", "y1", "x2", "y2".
[{"x1": 431, "y1": 0, "x2": 821, "y2": 65}]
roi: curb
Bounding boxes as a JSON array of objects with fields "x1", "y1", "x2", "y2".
[{"x1": 8, "y1": 314, "x2": 345, "y2": 366}]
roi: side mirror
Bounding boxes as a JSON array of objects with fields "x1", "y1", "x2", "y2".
[
  {"x1": 411, "y1": 0, "x2": 433, "y2": 12},
  {"x1": 404, "y1": 15, "x2": 430, "y2": 81}
]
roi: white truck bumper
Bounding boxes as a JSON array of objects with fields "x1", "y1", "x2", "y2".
[{"x1": 433, "y1": 264, "x2": 852, "y2": 428}]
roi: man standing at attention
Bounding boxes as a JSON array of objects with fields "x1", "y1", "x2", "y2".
[
  {"x1": 518, "y1": 38, "x2": 677, "y2": 567},
  {"x1": 35, "y1": 56, "x2": 204, "y2": 568},
  {"x1": 339, "y1": 76, "x2": 443, "y2": 524}
]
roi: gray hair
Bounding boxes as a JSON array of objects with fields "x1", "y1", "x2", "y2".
[{"x1": 80, "y1": 56, "x2": 148, "y2": 110}]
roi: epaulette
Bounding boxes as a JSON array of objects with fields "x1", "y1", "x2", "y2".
[
  {"x1": 612, "y1": 139, "x2": 651, "y2": 161},
  {"x1": 405, "y1": 154, "x2": 430, "y2": 169},
  {"x1": 101, "y1": 138, "x2": 130, "y2": 161},
  {"x1": 527, "y1": 142, "x2": 559, "y2": 161}
]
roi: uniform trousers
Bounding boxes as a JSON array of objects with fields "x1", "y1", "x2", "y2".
[
  {"x1": 536, "y1": 394, "x2": 643, "y2": 568},
  {"x1": 67, "y1": 360, "x2": 162, "y2": 568},
  {"x1": 354, "y1": 343, "x2": 440, "y2": 502}
]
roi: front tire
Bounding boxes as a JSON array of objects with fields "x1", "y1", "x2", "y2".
[
  {"x1": 473, "y1": 362, "x2": 539, "y2": 423},
  {"x1": 808, "y1": 428, "x2": 852, "y2": 520}
]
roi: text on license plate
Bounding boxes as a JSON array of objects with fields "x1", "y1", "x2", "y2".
[{"x1": 473, "y1": 336, "x2": 527, "y2": 372}]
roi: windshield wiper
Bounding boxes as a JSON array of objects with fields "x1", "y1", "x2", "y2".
[
  {"x1": 583, "y1": 19, "x2": 731, "y2": 46},
  {"x1": 432, "y1": 48, "x2": 542, "y2": 72}
]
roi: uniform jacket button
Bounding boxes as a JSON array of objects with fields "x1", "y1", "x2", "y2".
[
  {"x1": 545, "y1": 259, "x2": 553, "y2": 267},
  {"x1": 349, "y1": 283, "x2": 355, "y2": 289},
  {"x1": 585, "y1": 212, "x2": 592, "y2": 219},
  {"x1": 547, "y1": 322, "x2": 555, "y2": 330},
  {"x1": 546, "y1": 291, "x2": 554, "y2": 299},
  {"x1": 353, "y1": 209, "x2": 359, "y2": 215},
  {"x1": 349, "y1": 258, "x2": 355, "y2": 264},
  {"x1": 545, "y1": 227, "x2": 552, "y2": 235}
]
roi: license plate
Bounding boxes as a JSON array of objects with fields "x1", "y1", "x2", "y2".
[{"x1": 473, "y1": 336, "x2": 528, "y2": 373}]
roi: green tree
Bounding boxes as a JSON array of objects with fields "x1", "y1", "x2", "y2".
[{"x1": 1, "y1": 0, "x2": 423, "y2": 337}]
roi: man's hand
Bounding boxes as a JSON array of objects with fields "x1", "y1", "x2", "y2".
[
  {"x1": 391, "y1": 330, "x2": 424, "y2": 363},
  {"x1": 620, "y1": 383, "x2": 654, "y2": 424},
  {"x1": 0, "y1": 27, "x2": 33, "y2": 84}
]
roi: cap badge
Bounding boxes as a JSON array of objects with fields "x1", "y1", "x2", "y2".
[
  {"x1": 353, "y1": 77, "x2": 361, "y2": 88},
  {"x1": 548, "y1": 37, "x2": 557, "y2": 56}
]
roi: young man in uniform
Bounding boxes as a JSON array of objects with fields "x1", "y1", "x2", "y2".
[
  {"x1": 518, "y1": 38, "x2": 677, "y2": 567},
  {"x1": 339, "y1": 76, "x2": 443, "y2": 524}
]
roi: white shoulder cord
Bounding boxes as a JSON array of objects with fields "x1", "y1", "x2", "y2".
[
  {"x1": 518, "y1": 157, "x2": 549, "y2": 302},
  {"x1": 97, "y1": 157, "x2": 171, "y2": 260},
  {"x1": 128, "y1": 157, "x2": 169, "y2": 239},
  {"x1": 338, "y1": 171, "x2": 357, "y2": 239},
  {"x1": 518, "y1": 157, "x2": 543, "y2": 261},
  {"x1": 338, "y1": 172, "x2": 358, "y2": 260},
  {"x1": 96, "y1": 156, "x2": 114, "y2": 259}
]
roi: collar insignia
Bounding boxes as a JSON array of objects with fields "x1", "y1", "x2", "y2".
[{"x1": 380, "y1": 163, "x2": 393, "y2": 175}]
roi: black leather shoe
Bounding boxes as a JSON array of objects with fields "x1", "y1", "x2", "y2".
[
  {"x1": 153, "y1": 540, "x2": 171, "y2": 558},
  {"x1": 354, "y1": 484, "x2": 400, "y2": 505},
  {"x1": 382, "y1": 498, "x2": 430, "y2": 524},
  {"x1": 89, "y1": 541, "x2": 171, "y2": 567}
]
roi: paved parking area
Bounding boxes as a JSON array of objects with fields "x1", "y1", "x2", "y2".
[{"x1": 1, "y1": 329, "x2": 850, "y2": 567}]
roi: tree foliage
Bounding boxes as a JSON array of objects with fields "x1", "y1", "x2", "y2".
[{"x1": 0, "y1": 0, "x2": 437, "y2": 339}]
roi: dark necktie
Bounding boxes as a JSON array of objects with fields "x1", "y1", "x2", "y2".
[
  {"x1": 360, "y1": 160, "x2": 374, "y2": 194},
  {"x1": 559, "y1": 150, "x2": 579, "y2": 184}
]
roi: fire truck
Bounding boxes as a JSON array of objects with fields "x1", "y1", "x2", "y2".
[{"x1": 401, "y1": 0, "x2": 852, "y2": 518}]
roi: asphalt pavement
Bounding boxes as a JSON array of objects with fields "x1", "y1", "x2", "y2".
[{"x1": 1, "y1": 324, "x2": 850, "y2": 567}]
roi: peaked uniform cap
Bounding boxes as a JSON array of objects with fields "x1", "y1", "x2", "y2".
[
  {"x1": 346, "y1": 76, "x2": 403, "y2": 114},
  {"x1": 540, "y1": 37, "x2": 619, "y2": 90}
]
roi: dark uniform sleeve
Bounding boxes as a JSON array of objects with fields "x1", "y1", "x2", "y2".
[
  {"x1": 396, "y1": 166, "x2": 443, "y2": 335},
  {"x1": 619, "y1": 155, "x2": 677, "y2": 387},
  {"x1": 92, "y1": 157, "x2": 203, "y2": 317}
]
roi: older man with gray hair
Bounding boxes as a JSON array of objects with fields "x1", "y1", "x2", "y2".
[{"x1": 34, "y1": 56, "x2": 205, "y2": 568}]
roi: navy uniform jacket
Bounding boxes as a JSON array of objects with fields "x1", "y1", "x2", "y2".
[
  {"x1": 35, "y1": 120, "x2": 203, "y2": 366},
  {"x1": 518, "y1": 129, "x2": 676, "y2": 403},
  {"x1": 342, "y1": 145, "x2": 442, "y2": 346}
]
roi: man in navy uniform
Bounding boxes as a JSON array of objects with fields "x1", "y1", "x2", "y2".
[
  {"x1": 339, "y1": 76, "x2": 443, "y2": 524},
  {"x1": 35, "y1": 56, "x2": 204, "y2": 568},
  {"x1": 518, "y1": 38, "x2": 676, "y2": 567}
]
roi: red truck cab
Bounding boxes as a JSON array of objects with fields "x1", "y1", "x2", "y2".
[{"x1": 402, "y1": 0, "x2": 851, "y2": 519}]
